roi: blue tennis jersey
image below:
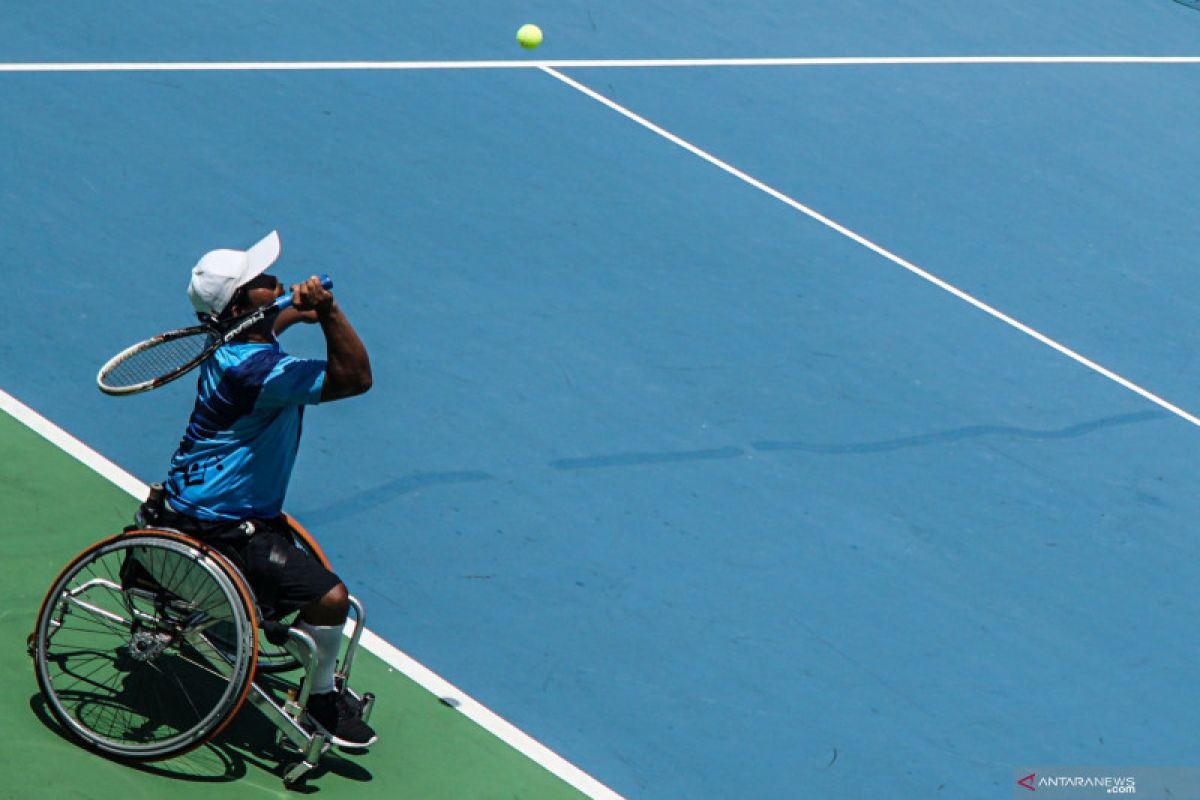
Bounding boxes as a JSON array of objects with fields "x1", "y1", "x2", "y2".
[{"x1": 165, "y1": 340, "x2": 326, "y2": 521}]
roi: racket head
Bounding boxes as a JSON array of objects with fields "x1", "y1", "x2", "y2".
[
  {"x1": 96, "y1": 326, "x2": 217, "y2": 395},
  {"x1": 96, "y1": 274, "x2": 332, "y2": 396}
]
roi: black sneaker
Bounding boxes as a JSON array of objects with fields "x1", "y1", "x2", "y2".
[
  {"x1": 305, "y1": 691, "x2": 378, "y2": 747},
  {"x1": 294, "y1": 678, "x2": 368, "y2": 716}
]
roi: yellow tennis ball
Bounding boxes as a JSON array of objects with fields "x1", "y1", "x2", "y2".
[{"x1": 516, "y1": 23, "x2": 543, "y2": 50}]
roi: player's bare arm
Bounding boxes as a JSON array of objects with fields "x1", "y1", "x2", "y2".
[
  {"x1": 273, "y1": 304, "x2": 319, "y2": 334},
  {"x1": 290, "y1": 276, "x2": 372, "y2": 401}
]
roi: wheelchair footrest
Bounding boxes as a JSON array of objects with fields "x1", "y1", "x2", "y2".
[
  {"x1": 281, "y1": 730, "x2": 327, "y2": 788},
  {"x1": 359, "y1": 691, "x2": 376, "y2": 724}
]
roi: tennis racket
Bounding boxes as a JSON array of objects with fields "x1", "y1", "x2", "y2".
[{"x1": 97, "y1": 275, "x2": 332, "y2": 396}]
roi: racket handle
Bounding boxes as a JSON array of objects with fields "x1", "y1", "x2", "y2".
[{"x1": 273, "y1": 274, "x2": 335, "y2": 311}]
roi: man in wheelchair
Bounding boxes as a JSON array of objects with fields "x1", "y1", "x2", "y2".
[{"x1": 147, "y1": 232, "x2": 375, "y2": 747}]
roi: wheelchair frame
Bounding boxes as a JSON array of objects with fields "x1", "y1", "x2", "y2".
[{"x1": 28, "y1": 523, "x2": 376, "y2": 788}]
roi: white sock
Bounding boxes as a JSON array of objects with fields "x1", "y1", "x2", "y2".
[{"x1": 295, "y1": 621, "x2": 342, "y2": 695}]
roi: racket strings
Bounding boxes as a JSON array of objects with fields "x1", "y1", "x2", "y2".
[{"x1": 101, "y1": 332, "x2": 215, "y2": 389}]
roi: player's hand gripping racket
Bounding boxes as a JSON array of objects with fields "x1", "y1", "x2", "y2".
[{"x1": 97, "y1": 275, "x2": 332, "y2": 396}]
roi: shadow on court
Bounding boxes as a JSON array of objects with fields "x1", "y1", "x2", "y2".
[
  {"x1": 28, "y1": 692, "x2": 373, "y2": 792},
  {"x1": 553, "y1": 409, "x2": 1166, "y2": 466},
  {"x1": 751, "y1": 409, "x2": 1165, "y2": 454}
]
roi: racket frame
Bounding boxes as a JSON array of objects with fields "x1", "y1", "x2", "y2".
[{"x1": 96, "y1": 274, "x2": 331, "y2": 396}]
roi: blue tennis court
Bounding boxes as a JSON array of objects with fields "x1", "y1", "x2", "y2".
[{"x1": 4, "y1": 2, "x2": 1200, "y2": 797}]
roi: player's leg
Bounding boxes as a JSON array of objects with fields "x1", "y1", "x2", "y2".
[
  {"x1": 243, "y1": 522, "x2": 376, "y2": 746},
  {"x1": 297, "y1": 581, "x2": 349, "y2": 625}
]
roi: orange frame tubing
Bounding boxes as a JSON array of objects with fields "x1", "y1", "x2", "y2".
[{"x1": 282, "y1": 512, "x2": 333, "y2": 570}]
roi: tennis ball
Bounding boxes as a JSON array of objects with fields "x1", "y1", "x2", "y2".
[{"x1": 516, "y1": 23, "x2": 543, "y2": 50}]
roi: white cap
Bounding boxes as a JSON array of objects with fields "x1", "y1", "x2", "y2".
[{"x1": 187, "y1": 230, "x2": 282, "y2": 317}]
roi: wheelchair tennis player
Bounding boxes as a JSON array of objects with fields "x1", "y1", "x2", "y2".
[{"x1": 149, "y1": 230, "x2": 376, "y2": 747}]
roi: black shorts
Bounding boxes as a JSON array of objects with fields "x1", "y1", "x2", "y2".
[{"x1": 154, "y1": 509, "x2": 342, "y2": 621}]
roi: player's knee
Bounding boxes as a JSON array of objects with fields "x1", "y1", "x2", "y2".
[
  {"x1": 322, "y1": 582, "x2": 349, "y2": 615},
  {"x1": 301, "y1": 582, "x2": 349, "y2": 625}
]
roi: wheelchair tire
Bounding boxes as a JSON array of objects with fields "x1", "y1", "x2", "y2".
[{"x1": 31, "y1": 530, "x2": 259, "y2": 761}]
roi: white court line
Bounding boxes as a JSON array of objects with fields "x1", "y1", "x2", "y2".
[
  {"x1": 539, "y1": 65, "x2": 1200, "y2": 430},
  {"x1": 2, "y1": 52, "x2": 1195, "y2": 790},
  {"x1": 3, "y1": 55, "x2": 1200, "y2": 72},
  {"x1": 0, "y1": 386, "x2": 622, "y2": 800}
]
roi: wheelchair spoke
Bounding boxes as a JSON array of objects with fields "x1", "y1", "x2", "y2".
[
  {"x1": 34, "y1": 533, "x2": 257, "y2": 760},
  {"x1": 61, "y1": 601, "x2": 131, "y2": 633},
  {"x1": 48, "y1": 651, "x2": 124, "y2": 697},
  {"x1": 50, "y1": 618, "x2": 127, "y2": 639},
  {"x1": 145, "y1": 657, "x2": 203, "y2": 725},
  {"x1": 173, "y1": 646, "x2": 229, "y2": 682},
  {"x1": 96, "y1": 550, "x2": 119, "y2": 588}
]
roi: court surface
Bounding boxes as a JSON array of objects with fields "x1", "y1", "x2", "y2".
[{"x1": 3, "y1": 2, "x2": 1200, "y2": 798}]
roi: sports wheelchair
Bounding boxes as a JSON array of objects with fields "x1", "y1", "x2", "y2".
[{"x1": 27, "y1": 500, "x2": 377, "y2": 788}]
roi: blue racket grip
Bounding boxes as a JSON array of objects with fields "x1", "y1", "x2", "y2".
[{"x1": 272, "y1": 274, "x2": 334, "y2": 311}]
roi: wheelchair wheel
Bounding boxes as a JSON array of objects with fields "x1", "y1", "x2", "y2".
[
  {"x1": 250, "y1": 513, "x2": 332, "y2": 675},
  {"x1": 31, "y1": 530, "x2": 259, "y2": 761}
]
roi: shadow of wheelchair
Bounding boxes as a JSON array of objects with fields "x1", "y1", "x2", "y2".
[{"x1": 28, "y1": 686, "x2": 374, "y2": 791}]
